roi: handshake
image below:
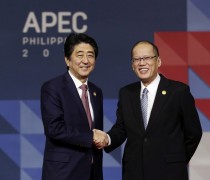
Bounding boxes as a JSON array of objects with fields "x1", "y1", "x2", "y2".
[{"x1": 93, "y1": 129, "x2": 109, "y2": 149}]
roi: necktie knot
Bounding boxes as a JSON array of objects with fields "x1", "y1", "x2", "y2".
[
  {"x1": 143, "y1": 88, "x2": 148, "y2": 95},
  {"x1": 80, "y1": 84, "x2": 88, "y2": 91}
]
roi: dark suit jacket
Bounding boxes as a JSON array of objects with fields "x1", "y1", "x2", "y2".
[
  {"x1": 41, "y1": 72, "x2": 103, "y2": 180},
  {"x1": 105, "y1": 74, "x2": 202, "y2": 180}
]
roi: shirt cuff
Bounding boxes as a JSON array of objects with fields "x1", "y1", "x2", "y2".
[{"x1": 106, "y1": 133, "x2": 111, "y2": 146}]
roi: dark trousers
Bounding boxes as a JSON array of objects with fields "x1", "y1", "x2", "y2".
[{"x1": 89, "y1": 165, "x2": 94, "y2": 180}]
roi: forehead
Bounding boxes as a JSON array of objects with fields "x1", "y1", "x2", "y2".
[
  {"x1": 132, "y1": 43, "x2": 154, "y2": 56},
  {"x1": 73, "y1": 43, "x2": 94, "y2": 53}
]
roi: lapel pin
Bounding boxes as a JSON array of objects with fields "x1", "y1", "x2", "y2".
[
  {"x1": 93, "y1": 92, "x2": 97, "y2": 96},
  {"x1": 162, "y1": 90, "x2": 167, "y2": 95}
]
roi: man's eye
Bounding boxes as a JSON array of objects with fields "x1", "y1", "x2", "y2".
[
  {"x1": 144, "y1": 57, "x2": 150, "y2": 60},
  {"x1": 88, "y1": 54, "x2": 94, "y2": 58}
]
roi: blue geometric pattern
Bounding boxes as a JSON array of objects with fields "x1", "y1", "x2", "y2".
[
  {"x1": 197, "y1": 109, "x2": 210, "y2": 132},
  {"x1": 1, "y1": 0, "x2": 210, "y2": 179},
  {"x1": 0, "y1": 101, "x2": 20, "y2": 132},
  {"x1": 0, "y1": 148, "x2": 20, "y2": 180},
  {"x1": 0, "y1": 100, "x2": 122, "y2": 180},
  {"x1": 187, "y1": 1, "x2": 210, "y2": 179},
  {"x1": 188, "y1": 68, "x2": 210, "y2": 98},
  {"x1": 187, "y1": 0, "x2": 210, "y2": 31}
]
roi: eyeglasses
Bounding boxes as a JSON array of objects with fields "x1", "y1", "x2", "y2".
[{"x1": 132, "y1": 56, "x2": 157, "y2": 63}]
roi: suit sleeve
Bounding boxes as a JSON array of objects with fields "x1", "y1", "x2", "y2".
[
  {"x1": 105, "y1": 89, "x2": 127, "y2": 153},
  {"x1": 180, "y1": 85, "x2": 202, "y2": 162},
  {"x1": 41, "y1": 82, "x2": 93, "y2": 148}
]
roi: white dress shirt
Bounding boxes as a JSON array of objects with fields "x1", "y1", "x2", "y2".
[
  {"x1": 68, "y1": 70, "x2": 94, "y2": 121},
  {"x1": 108, "y1": 74, "x2": 161, "y2": 146},
  {"x1": 141, "y1": 74, "x2": 160, "y2": 125}
]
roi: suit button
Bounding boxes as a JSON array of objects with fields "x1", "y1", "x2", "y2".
[{"x1": 144, "y1": 138, "x2": 148, "y2": 142}]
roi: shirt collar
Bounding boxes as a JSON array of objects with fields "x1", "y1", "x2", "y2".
[
  {"x1": 68, "y1": 70, "x2": 88, "y2": 89},
  {"x1": 141, "y1": 74, "x2": 160, "y2": 95}
]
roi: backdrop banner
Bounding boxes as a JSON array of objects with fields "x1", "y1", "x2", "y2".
[{"x1": 0, "y1": 0, "x2": 209, "y2": 179}]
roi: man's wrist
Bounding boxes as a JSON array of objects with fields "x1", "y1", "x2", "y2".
[{"x1": 106, "y1": 134, "x2": 111, "y2": 146}]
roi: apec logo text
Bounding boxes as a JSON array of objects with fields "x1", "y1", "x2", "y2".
[{"x1": 23, "y1": 11, "x2": 88, "y2": 33}]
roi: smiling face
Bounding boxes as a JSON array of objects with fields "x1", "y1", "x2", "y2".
[
  {"x1": 131, "y1": 42, "x2": 161, "y2": 86},
  {"x1": 65, "y1": 43, "x2": 96, "y2": 83}
]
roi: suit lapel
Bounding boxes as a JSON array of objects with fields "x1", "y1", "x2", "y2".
[
  {"x1": 64, "y1": 73, "x2": 88, "y2": 121},
  {"x1": 146, "y1": 75, "x2": 170, "y2": 132},
  {"x1": 131, "y1": 83, "x2": 146, "y2": 132}
]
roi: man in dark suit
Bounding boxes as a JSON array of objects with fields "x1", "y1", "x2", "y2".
[
  {"x1": 95, "y1": 40, "x2": 202, "y2": 180},
  {"x1": 41, "y1": 33, "x2": 104, "y2": 180}
]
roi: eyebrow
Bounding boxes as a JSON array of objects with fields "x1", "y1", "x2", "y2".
[{"x1": 76, "y1": 50, "x2": 94, "y2": 54}]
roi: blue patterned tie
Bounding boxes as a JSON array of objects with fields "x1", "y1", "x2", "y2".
[{"x1": 141, "y1": 88, "x2": 149, "y2": 129}]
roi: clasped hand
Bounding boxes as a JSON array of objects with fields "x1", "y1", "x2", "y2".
[{"x1": 93, "y1": 129, "x2": 109, "y2": 149}]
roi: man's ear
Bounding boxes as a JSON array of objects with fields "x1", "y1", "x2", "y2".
[
  {"x1": 65, "y1": 57, "x2": 70, "y2": 65},
  {"x1": 157, "y1": 57, "x2": 161, "y2": 67}
]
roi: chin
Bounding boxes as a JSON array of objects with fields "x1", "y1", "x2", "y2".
[
  {"x1": 138, "y1": 73, "x2": 149, "y2": 79},
  {"x1": 80, "y1": 72, "x2": 90, "y2": 77}
]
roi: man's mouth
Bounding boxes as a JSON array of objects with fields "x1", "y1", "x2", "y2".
[
  {"x1": 139, "y1": 68, "x2": 149, "y2": 73},
  {"x1": 81, "y1": 66, "x2": 89, "y2": 69}
]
